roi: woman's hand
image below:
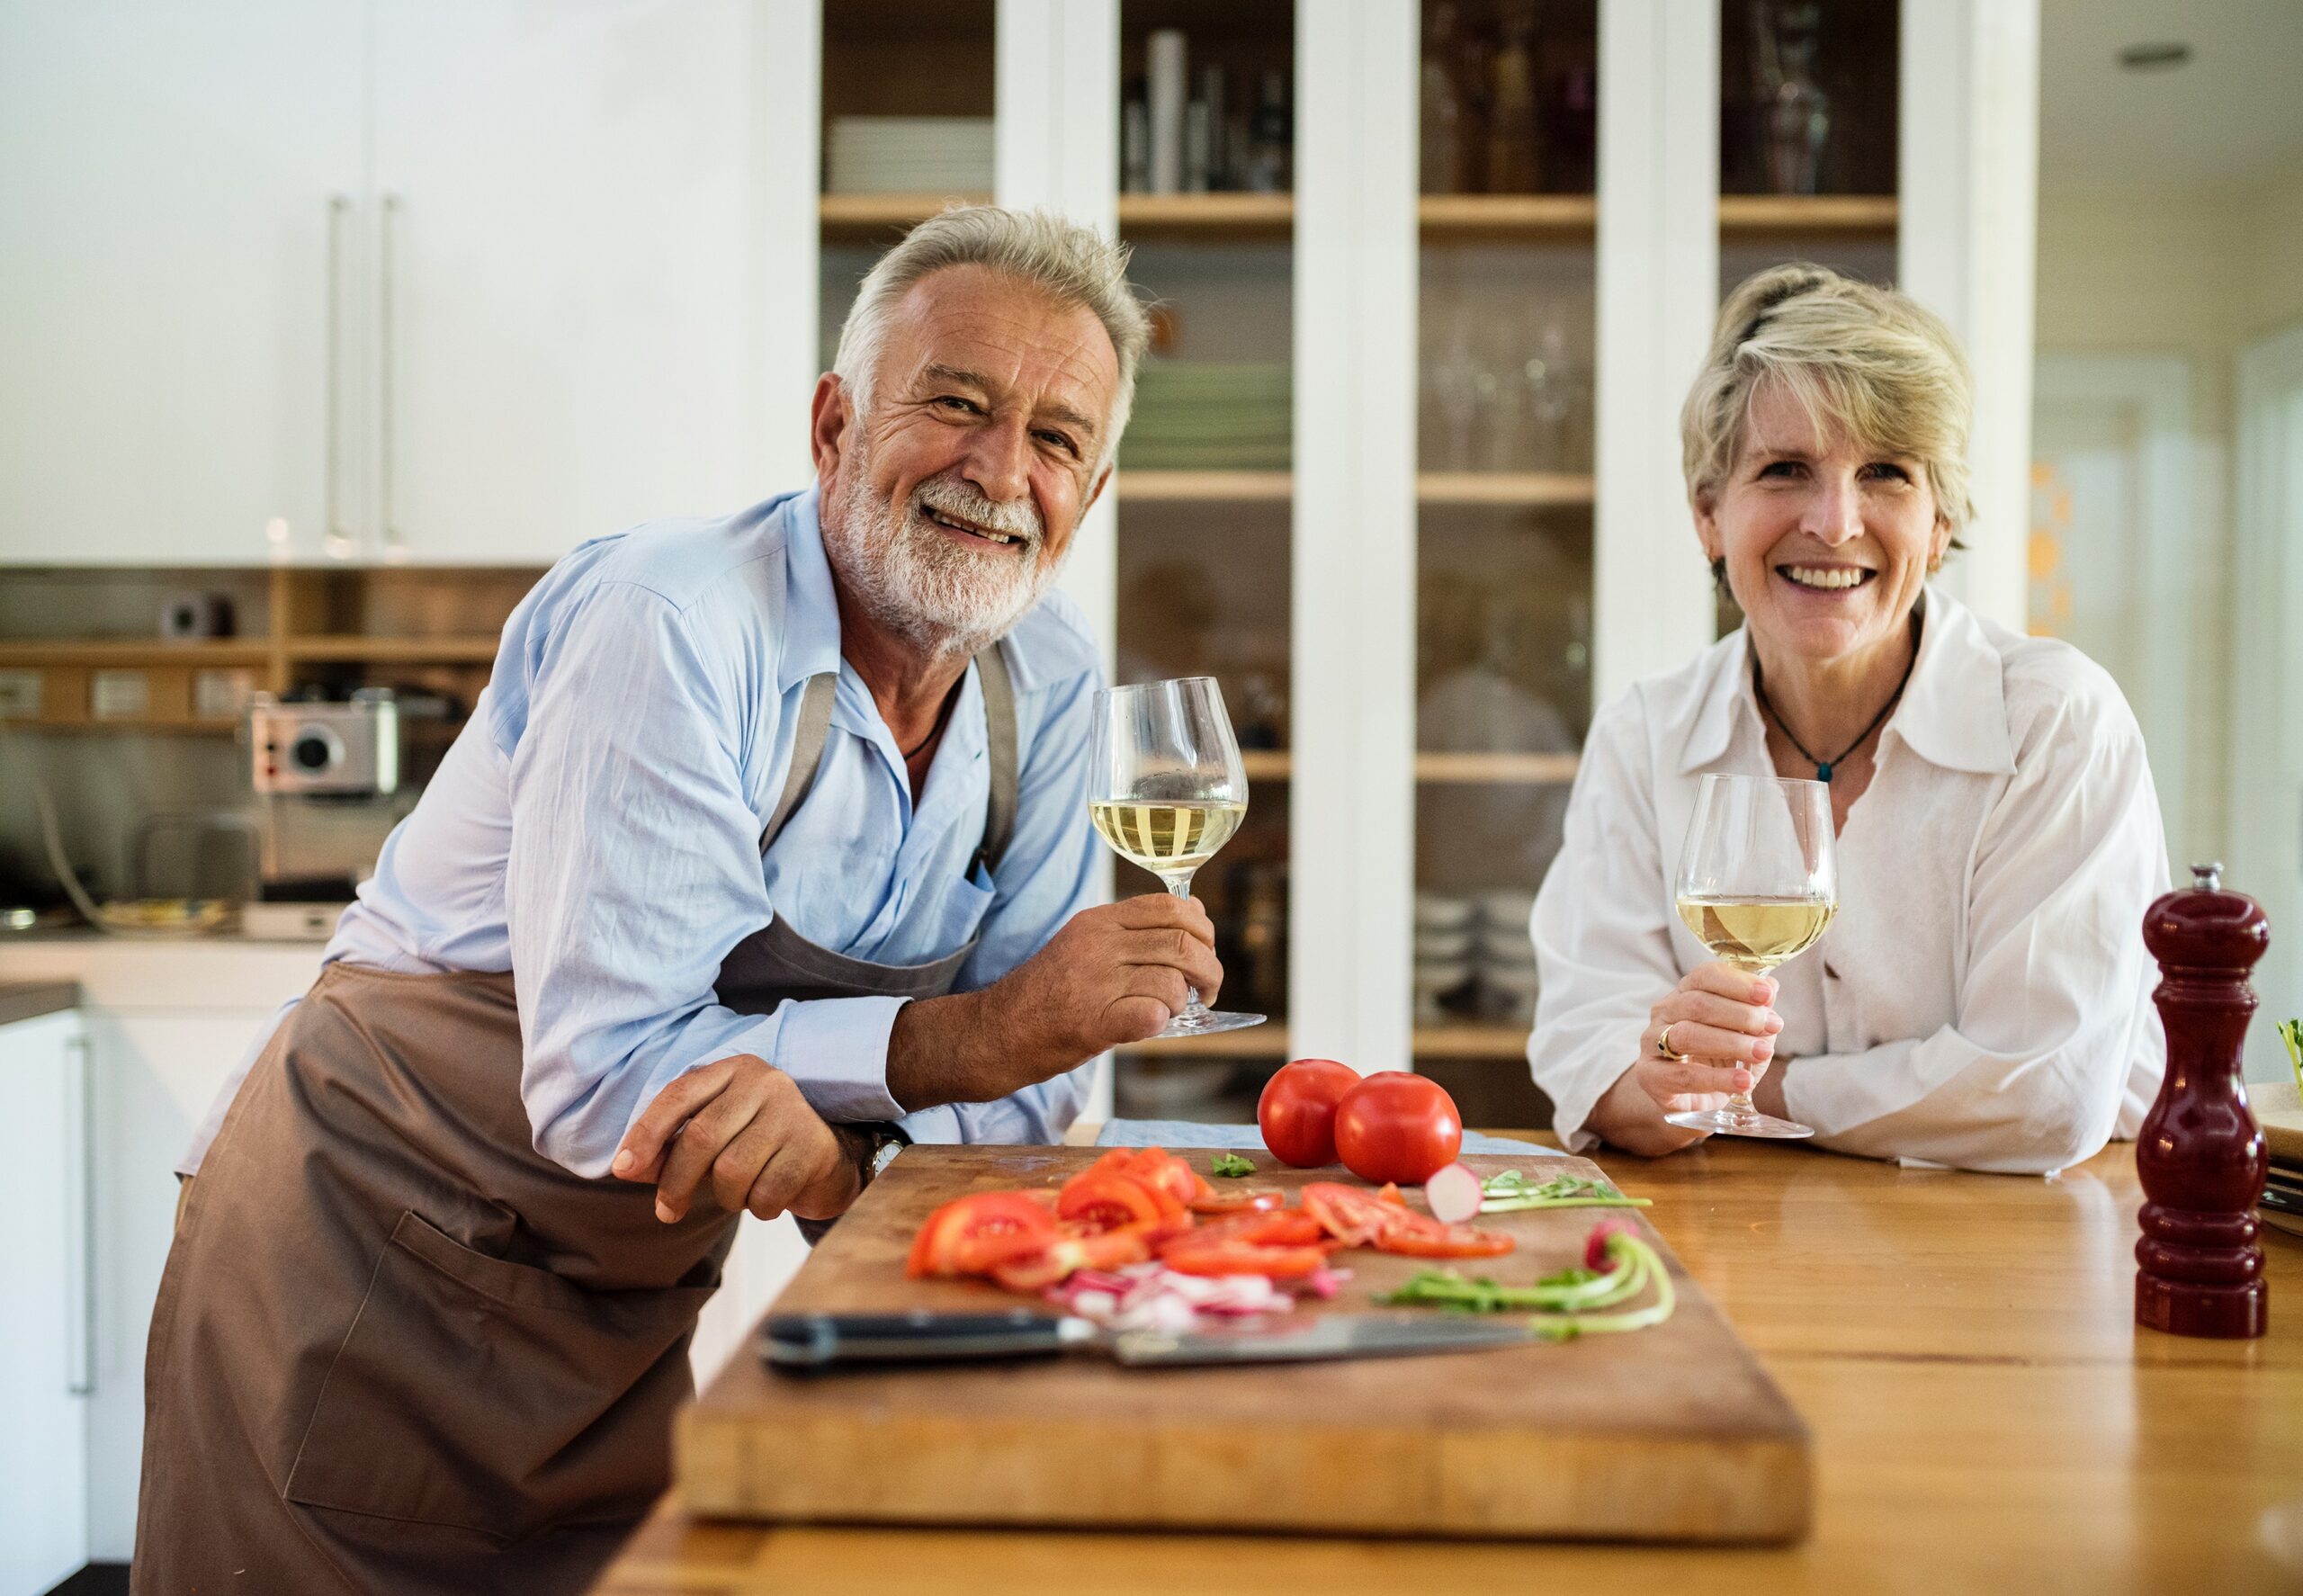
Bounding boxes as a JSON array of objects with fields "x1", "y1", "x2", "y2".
[
  {"x1": 1587, "y1": 962, "x2": 1783, "y2": 1157},
  {"x1": 610, "y1": 1055, "x2": 863, "y2": 1224}
]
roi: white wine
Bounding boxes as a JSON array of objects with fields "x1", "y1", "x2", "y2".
[
  {"x1": 1089, "y1": 799, "x2": 1246, "y2": 878},
  {"x1": 1676, "y1": 895, "x2": 1835, "y2": 971}
]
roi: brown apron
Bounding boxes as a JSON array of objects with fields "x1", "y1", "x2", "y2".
[{"x1": 133, "y1": 650, "x2": 1017, "y2": 1595}]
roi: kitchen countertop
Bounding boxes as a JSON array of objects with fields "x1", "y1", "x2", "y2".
[
  {"x1": 0, "y1": 979, "x2": 76, "y2": 1027},
  {"x1": 590, "y1": 1137, "x2": 2303, "y2": 1595}
]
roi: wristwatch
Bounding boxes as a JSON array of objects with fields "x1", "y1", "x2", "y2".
[{"x1": 856, "y1": 1121, "x2": 909, "y2": 1187}]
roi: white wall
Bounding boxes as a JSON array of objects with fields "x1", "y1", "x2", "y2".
[{"x1": 2033, "y1": 165, "x2": 2303, "y2": 866}]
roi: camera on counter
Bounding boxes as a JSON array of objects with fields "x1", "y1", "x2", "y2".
[{"x1": 247, "y1": 689, "x2": 400, "y2": 796}]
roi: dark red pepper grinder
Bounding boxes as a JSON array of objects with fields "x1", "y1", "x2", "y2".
[{"x1": 2135, "y1": 861, "x2": 2271, "y2": 1339}]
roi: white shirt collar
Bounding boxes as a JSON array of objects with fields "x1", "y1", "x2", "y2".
[{"x1": 1674, "y1": 587, "x2": 2017, "y2": 779}]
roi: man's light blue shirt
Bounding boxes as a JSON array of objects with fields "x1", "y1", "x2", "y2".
[{"x1": 184, "y1": 489, "x2": 1102, "y2": 1178}]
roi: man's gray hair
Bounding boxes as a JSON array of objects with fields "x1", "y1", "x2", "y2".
[{"x1": 831, "y1": 205, "x2": 1152, "y2": 473}]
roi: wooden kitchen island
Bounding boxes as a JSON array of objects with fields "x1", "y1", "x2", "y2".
[{"x1": 592, "y1": 1138, "x2": 2303, "y2": 1594}]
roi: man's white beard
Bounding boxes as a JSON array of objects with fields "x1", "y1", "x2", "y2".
[{"x1": 822, "y1": 435, "x2": 1065, "y2": 661}]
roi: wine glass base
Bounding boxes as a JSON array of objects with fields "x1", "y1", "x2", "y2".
[
  {"x1": 1151, "y1": 1009, "x2": 1268, "y2": 1039},
  {"x1": 1664, "y1": 1106, "x2": 1815, "y2": 1140}
]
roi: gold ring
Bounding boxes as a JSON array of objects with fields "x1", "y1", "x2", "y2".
[{"x1": 1655, "y1": 1022, "x2": 1684, "y2": 1060}]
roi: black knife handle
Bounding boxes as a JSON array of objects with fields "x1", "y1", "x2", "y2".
[{"x1": 761, "y1": 1308, "x2": 1074, "y2": 1368}]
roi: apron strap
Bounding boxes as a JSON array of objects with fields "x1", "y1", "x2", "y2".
[
  {"x1": 974, "y1": 641, "x2": 1018, "y2": 875},
  {"x1": 760, "y1": 673, "x2": 837, "y2": 856},
  {"x1": 758, "y1": 646, "x2": 1022, "y2": 871}
]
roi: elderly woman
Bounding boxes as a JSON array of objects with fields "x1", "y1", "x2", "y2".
[{"x1": 1528, "y1": 264, "x2": 2168, "y2": 1175}]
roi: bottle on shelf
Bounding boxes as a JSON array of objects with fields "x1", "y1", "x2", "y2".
[
  {"x1": 1148, "y1": 29, "x2": 1187, "y2": 195},
  {"x1": 1486, "y1": 0, "x2": 1540, "y2": 194},
  {"x1": 1245, "y1": 70, "x2": 1291, "y2": 194},
  {"x1": 1420, "y1": 3, "x2": 1465, "y2": 195},
  {"x1": 1122, "y1": 77, "x2": 1151, "y2": 193}
]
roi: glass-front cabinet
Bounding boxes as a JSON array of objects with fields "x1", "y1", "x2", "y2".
[
  {"x1": 1108, "y1": 0, "x2": 1296, "y2": 1122},
  {"x1": 1411, "y1": 0, "x2": 1596, "y2": 1127}
]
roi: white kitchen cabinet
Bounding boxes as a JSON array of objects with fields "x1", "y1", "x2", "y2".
[
  {"x1": 0, "y1": 1010, "x2": 91, "y2": 1596},
  {"x1": 369, "y1": 0, "x2": 769, "y2": 563},
  {"x1": 0, "y1": 0, "x2": 780, "y2": 569},
  {"x1": 0, "y1": 0, "x2": 366, "y2": 566}
]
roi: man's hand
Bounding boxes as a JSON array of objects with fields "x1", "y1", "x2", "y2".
[
  {"x1": 610, "y1": 1054, "x2": 862, "y2": 1224},
  {"x1": 887, "y1": 893, "x2": 1223, "y2": 1111}
]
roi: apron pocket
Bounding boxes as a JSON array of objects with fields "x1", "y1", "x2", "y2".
[{"x1": 283, "y1": 1209, "x2": 717, "y2": 1540}]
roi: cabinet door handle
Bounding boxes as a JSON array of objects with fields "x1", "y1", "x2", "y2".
[
  {"x1": 325, "y1": 193, "x2": 355, "y2": 560},
  {"x1": 379, "y1": 191, "x2": 405, "y2": 562},
  {"x1": 63, "y1": 1031, "x2": 94, "y2": 1397}
]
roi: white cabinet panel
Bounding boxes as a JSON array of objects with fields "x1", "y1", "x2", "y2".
[
  {"x1": 0, "y1": 1012, "x2": 90, "y2": 1596},
  {"x1": 82, "y1": 1009, "x2": 272, "y2": 1561},
  {"x1": 370, "y1": 0, "x2": 765, "y2": 563},
  {"x1": 0, "y1": 1, "x2": 365, "y2": 565}
]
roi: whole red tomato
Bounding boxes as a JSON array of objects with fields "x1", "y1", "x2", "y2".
[
  {"x1": 1257, "y1": 1058, "x2": 1363, "y2": 1168},
  {"x1": 1333, "y1": 1072, "x2": 1464, "y2": 1185}
]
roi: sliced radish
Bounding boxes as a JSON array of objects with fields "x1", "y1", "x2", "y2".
[{"x1": 1423, "y1": 1162, "x2": 1484, "y2": 1225}]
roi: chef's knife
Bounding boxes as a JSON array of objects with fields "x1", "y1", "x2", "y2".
[{"x1": 761, "y1": 1307, "x2": 1532, "y2": 1370}]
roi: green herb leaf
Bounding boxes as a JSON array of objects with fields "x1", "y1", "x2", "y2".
[
  {"x1": 2281, "y1": 1019, "x2": 2303, "y2": 1093},
  {"x1": 1209, "y1": 1152, "x2": 1256, "y2": 1179}
]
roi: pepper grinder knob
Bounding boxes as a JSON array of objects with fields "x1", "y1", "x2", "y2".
[{"x1": 2135, "y1": 865, "x2": 2270, "y2": 1339}]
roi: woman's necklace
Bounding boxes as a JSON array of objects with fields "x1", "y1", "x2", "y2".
[{"x1": 1752, "y1": 638, "x2": 1918, "y2": 785}]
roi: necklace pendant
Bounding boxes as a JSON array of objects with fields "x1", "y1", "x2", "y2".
[{"x1": 1815, "y1": 762, "x2": 1833, "y2": 783}]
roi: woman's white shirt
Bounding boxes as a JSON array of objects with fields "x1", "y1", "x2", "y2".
[{"x1": 1527, "y1": 590, "x2": 2168, "y2": 1175}]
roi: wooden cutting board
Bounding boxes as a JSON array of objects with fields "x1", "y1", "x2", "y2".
[{"x1": 677, "y1": 1145, "x2": 1811, "y2": 1542}]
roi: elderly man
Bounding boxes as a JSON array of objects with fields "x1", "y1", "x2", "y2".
[{"x1": 135, "y1": 208, "x2": 1215, "y2": 1593}]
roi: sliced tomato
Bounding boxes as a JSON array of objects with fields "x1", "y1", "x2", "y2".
[
  {"x1": 1187, "y1": 1182, "x2": 1288, "y2": 1216},
  {"x1": 1374, "y1": 1217, "x2": 1516, "y2": 1259},
  {"x1": 990, "y1": 1226, "x2": 1155, "y2": 1293},
  {"x1": 1160, "y1": 1240, "x2": 1332, "y2": 1279},
  {"x1": 1376, "y1": 1182, "x2": 1409, "y2": 1208},
  {"x1": 1187, "y1": 1207, "x2": 1329, "y2": 1249},
  {"x1": 1124, "y1": 1147, "x2": 1200, "y2": 1213},
  {"x1": 1056, "y1": 1170, "x2": 1168, "y2": 1230},
  {"x1": 1302, "y1": 1182, "x2": 1414, "y2": 1248},
  {"x1": 906, "y1": 1191, "x2": 1063, "y2": 1279}
]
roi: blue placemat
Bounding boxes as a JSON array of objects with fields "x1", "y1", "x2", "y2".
[{"x1": 1095, "y1": 1117, "x2": 1560, "y2": 1158}]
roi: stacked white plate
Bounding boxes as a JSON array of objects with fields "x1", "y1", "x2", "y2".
[{"x1": 826, "y1": 116, "x2": 995, "y2": 195}]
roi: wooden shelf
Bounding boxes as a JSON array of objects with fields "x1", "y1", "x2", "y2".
[
  {"x1": 1419, "y1": 193, "x2": 1596, "y2": 238},
  {"x1": 0, "y1": 641, "x2": 270, "y2": 668},
  {"x1": 1116, "y1": 470, "x2": 1291, "y2": 501},
  {"x1": 1116, "y1": 1028, "x2": 1293, "y2": 1060},
  {"x1": 820, "y1": 193, "x2": 990, "y2": 236},
  {"x1": 1412, "y1": 1025, "x2": 1531, "y2": 1059},
  {"x1": 1418, "y1": 472, "x2": 1594, "y2": 507},
  {"x1": 1414, "y1": 751, "x2": 1580, "y2": 784},
  {"x1": 0, "y1": 717, "x2": 238, "y2": 735},
  {"x1": 1719, "y1": 194, "x2": 1898, "y2": 237},
  {"x1": 283, "y1": 636, "x2": 499, "y2": 664},
  {"x1": 1118, "y1": 193, "x2": 1294, "y2": 235},
  {"x1": 1114, "y1": 1027, "x2": 1532, "y2": 1063},
  {"x1": 1239, "y1": 749, "x2": 1290, "y2": 782}
]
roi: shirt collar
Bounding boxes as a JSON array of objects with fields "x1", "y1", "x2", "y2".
[
  {"x1": 776, "y1": 486, "x2": 845, "y2": 694},
  {"x1": 1675, "y1": 587, "x2": 2015, "y2": 779}
]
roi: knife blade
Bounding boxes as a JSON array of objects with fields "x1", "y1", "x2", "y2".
[{"x1": 760, "y1": 1307, "x2": 1532, "y2": 1370}]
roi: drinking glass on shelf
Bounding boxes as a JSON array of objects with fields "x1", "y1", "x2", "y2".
[
  {"x1": 1664, "y1": 773, "x2": 1835, "y2": 1139},
  {"x1": 1089, "y1": 677, "x2": 1267, "y2": 1038}
]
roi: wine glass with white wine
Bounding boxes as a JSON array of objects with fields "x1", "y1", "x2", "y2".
[
  {"x1": 1089, "y1": 677, "x2": 1266, "y2": 1038},
  {"x1": 1664, "y1": 772, "x2": 1836, "y2": 1139}
]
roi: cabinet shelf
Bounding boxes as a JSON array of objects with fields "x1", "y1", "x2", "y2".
[
  {"x1": 1719, "y1": 194, "x2": 1898, "y2": 237},
  {"x1": 1116, "y1": 470, "x2": 1292, "y2": 501},
  {"x1": 819, "y1": 193, "x2": 991, "y2": 237},
  {"x1": 0, "y1": 641, "x2": 270, "y2": 668},
  {"x1": 282, "y1": 636, "x2": 500, "y2": 664},
  {"x1": 1412, "y1": 1025, "x2": 1532, "y2": 1060},
  {"x1": 1419, "y1": 193, "x2": 1597, "y2": 238},
  {"x1": 1118, "y1": 193, "x2": 1295, "y2": 236},
  {"x1": 1418, "y1": 472, "x2": 1594, "y2": 507},
  {"x1": 1414, "y1": 752, "x2": 1580, "y2": 784},
  {"x1": 1239, "y1": 750, "x2": 1290, "y2": 782},
  {"x1": 1113, "y1": 1026, "x2": 1534, "y2": 1062}
]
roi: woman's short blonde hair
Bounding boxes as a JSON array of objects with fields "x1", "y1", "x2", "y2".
[{"x1": 1680, "y1": 264, "x2": 1976, "y2": 537}]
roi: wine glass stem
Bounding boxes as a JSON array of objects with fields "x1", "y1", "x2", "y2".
[{"x1": 1160, "y1": 870, "x2": 1210, "y2": 1018}]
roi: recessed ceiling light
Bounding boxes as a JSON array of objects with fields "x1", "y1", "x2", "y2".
[{"x1": 2118, "y1": 41, "x2": 2191, "y2": 71}]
